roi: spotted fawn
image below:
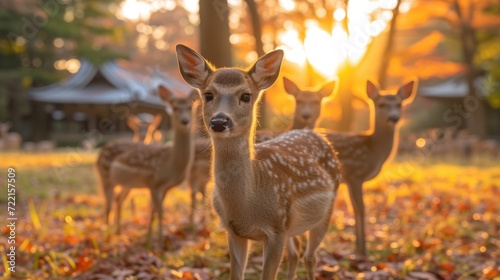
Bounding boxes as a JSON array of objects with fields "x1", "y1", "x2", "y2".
[
  {"x1": 326, "y1": 79, "x2": 417, "y2": 256},
  {"x1": 176, "y1": 44, "x2": 341, "y2": 280},
  {"x1": 95, "y1": 85, "x2": 197, "y2": 247}
]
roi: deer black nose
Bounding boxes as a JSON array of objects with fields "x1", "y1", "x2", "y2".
[
  {"x1": 302, "y1": 113, "x2": 311, "y2": 120},
  {"x1": 181, "y1": 118, "x2": 189, "y2": 125},
  {"x1": 210, "y1": 115, "x2": 230, "y2": 132},
  {"x1": 388, "y1": 115, "x2": 400, "y2": 123}
]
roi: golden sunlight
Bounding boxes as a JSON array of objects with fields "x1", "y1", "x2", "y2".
[
  {"x1": 118, "y1": 0, "x2": 198, "y2": 21},
  {"x1": 277, "y1": 29, "x2": 307, "y2": 65},
  {"x1": 304, "y1": 25, "x2": 345, "y2": 78},
  {"x1": 279, "y1": 0, "x2": 296, "y2": 12},
  {"x1": 183, "y1": 0, "x2": 199, "y2": 14},
  {"x1": 333, "y1": 8, "x2": 346, "y2": 21},
  {"x1": 278, "y1": 0, "x2": 399, "y2": 78},
  {"x1": 416, "y1": 138, "x2": 426, "y2": 148},
  {"x1": 119, "y1": 0, "x2": 151, "y2": 21}
]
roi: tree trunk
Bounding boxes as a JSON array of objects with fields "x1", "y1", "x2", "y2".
[
  {"x1": 336, "y1": 0, "x2": 354, "y2": 132},
  {"x1": 244, "y1": 0, "x2": 267, "y2": 128},
  {"x1": 244, "y1": 0, "x2": 264, "y2": 57},
  {"x1": 7, "y1": 81, "x2": 23, "y2": 133},
  {"x1": 337, "y1": 62, "x2": 354, "y2": 132},
  {"x1": 378, "y1": 0, "x2": 401, "y2": 89},
  {"x1": 199, "y1": 0, "x2": 233, "y2": 67},
  {"x1": 453, "y1": 0, "x2": 486, "y2": 137}
]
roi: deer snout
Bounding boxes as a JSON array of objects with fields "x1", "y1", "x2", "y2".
[
  {"x1": 302, "y1": 113, "x2": 311, "y2": 120},
  {"x1": 180, "y1": 118, "x2": 190, "y2": 126},
  {"x1": 210, "y1": 114, "x2": 231, "y2": 132},
  {"x1": 388, "y1": 115, "x2": 400, "y2": 123}
]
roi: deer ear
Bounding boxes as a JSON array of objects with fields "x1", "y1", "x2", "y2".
[
  {"x1": 176, "y1": 44, "x2": 212, "y2": 89},
  {"x1": 283, "y1": 76, "x2": 300, "y2": 96},
  {"x1": 366, "y1": 80, "x2": 380, "y2": 100},
  {"x1": 398, "y1": 79, "x2": 418, "y2": 102},
  {"x1": 318, "y1": 80, "x2": 337, "y2": 98},
  {"x1": 248, "y1": 49, "x2": 284, "y2": 91},
  {"x1": 150, "y1": 114, "x2": 162, "y2": 128},
  {"x1": 126, "y1": 115, "x2": 141, "y2": 130},
  {"x1": 158, "y1": 85, "x2": 174, "y2": 115},
  {"x1": 189, "y1": 89, "x2": 200, "y2": 102},
  {"x1": 158, "y1": 84, "x2": 173, "y2": 102}
]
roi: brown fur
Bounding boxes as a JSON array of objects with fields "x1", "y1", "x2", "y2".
[
  {"x1": 326, "y1": 79, "x2": 417, "y2": 256},
  {"x1": 95, "y1": 87, "x2": 197, "y2": 247},
  {"x1": 283, "y1": 77, "x2": 336, "y2": 130},
  {"x1": 176, "y1": 44, "x2": 341, "y2": 280}
]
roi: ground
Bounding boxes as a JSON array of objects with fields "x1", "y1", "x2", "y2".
[{"x1": 0, "y1": 151, "x2": 499, "y2": 279}]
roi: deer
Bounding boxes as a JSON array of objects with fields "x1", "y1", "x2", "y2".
[
  {"x1": 126, "y1": 113, "x2": 163, "y2": 144},
  {"x1": 0, "y1": 122, "x2": 22, "y2": 150},
  {"x1": 186, "y1": 77, "x2": 337, "y2": 223},
  {"x1": 176, "y1": 44, "x2": 342, "y2": 280},
  {"x1": 325, "y1": 79, "x2": 417, "y2": 257},
  {"x1": 187, "y1": 137, "x2": 212, "y2": 223},
  {"x1": 95, "y1": 84, "x2": 197, "y2": 246},
  {"x1": 283, "y1": 77, "x2": 336, "y2": 130}
]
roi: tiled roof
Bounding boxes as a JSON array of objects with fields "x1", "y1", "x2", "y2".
[{"x1": 29, "y1": 60, "x2": 192, "y2": 108}]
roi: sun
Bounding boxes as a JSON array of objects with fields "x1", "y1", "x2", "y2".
[
  {"x1": 304, "y1": 24, "x2": 348, "y2": 78},
  {"x1": 276, "y1": 0, "x2": 400, "y2": 78},
  {"x1": 119, "y1": 0, "x2": 151, "y2": 21}
]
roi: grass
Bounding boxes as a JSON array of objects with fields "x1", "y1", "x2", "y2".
[{"x1": 0, "y1": 151, "x2": 499, "y2": 279}]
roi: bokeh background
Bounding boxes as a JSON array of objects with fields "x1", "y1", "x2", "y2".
[{"x1": 1, "y1": 0, "x2": 499, "y2": 279}]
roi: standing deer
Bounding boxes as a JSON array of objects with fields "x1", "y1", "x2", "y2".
[
  {"x1": 96, "y1": 84, "x2": 197, "y2": 245},
  {"x1": 186, "y1": 77, "x2": 337, "y2": 223},
  {"x1": 283, "y1": 77, "x2": 336, "y2": 130},
  {"x1": 176, "y1": 44, "x2": 341, "y2": 280},
  {"x1": 186, "y1": 98, "x2": 213, "y2": 224},
  {"x1": 0, "y1": 123, "x2": 22, "y2": 150},
  {"x1": 188, "y1": 138, "x2": 212, "y2": 223},
  {"x1": 326, "y1": 79, "x2": 417, "y2": 256}
]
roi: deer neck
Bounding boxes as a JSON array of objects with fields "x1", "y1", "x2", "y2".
[
  {"x1": 164, "y1": 122, "x2": 194, "y2": 179},
  {"x1": 290, "y1": 116, "x2": 312, "y2": 130},
  {"x1": 370, "y1": 118, "x2": 398, "y2": 161},
  {"x1": 211, "y1": 132, "x2": 255, "y2": 212}
]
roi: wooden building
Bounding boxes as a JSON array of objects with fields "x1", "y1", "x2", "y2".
[
  {"x1": 29, "y1": 60, "x2": 191, "y2": 145},
  {"x1": 406, "y1": 76, "x2": 499, "y2": 136}
]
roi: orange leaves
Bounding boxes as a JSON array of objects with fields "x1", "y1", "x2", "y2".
[
  {"x1": 387, "y1": 29, "x2": 465, "y2": 79},
  {"x1": 438, "y1": 262, "x2": 455, "y2": 273},
  {"x1": 398, "y1": 0, "x2": 456, "y2": 29},
  {"x1": 1, "y1": 153, "x2": 499, "y2": 279},
  {"x1": 389, "y1": 57, "x2": 464, "y2": 80},
  {"x1": 484, "y1": 267, "x2": 500, "y2": 279},
  {"x1": 405, "y1": 31, "x2": 445, "y2": 57}
]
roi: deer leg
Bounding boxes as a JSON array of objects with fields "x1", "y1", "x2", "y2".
[
  {"x1": 189, "y1": 178, "x2": 198, "y2": 223},
  {"x1": 304, "y1": 213, "x2": 331, "y2": 280},
  {"x1": 286, "y1": 236, "x2": 301, "y2": 280},
  {"x1": 261, "y1": 233, "x2": 286, "y2": 280},
  {"x1": 149, "y1": 188, "x2": 165, "y2": 249},
  {"x1": 102, "y1": 180, "x2": 113, "y2": 228},
  {"x1": 147, "y1": 202, "x2": 156, "y2": 242},
  {"x1": 115, "y1": 188, "x2": 130, "y2": 235},
  {"x1": 200, "y1": 179, "x2": 209, "y2": 224},
  {"x1": 228, "y1": 232, "x2": 249, "y2": 280},
  {"x1": 347, "y1": 180, "x2": 367, "y2": 256}
]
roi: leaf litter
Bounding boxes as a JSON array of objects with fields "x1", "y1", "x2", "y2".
[{"x1": 0, "y1": 155, "x2": 499, "y2": 279}]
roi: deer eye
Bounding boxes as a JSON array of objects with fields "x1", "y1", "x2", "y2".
[
  {"x1": 378, "y1": 103, "x2": 386, "y2": 108},
  {"x1": 241, "y1": 93, "x2": 251, "y2": 103},
  {"x1": 204, "y1": 92, "x2": 213, "y2": 102}
]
